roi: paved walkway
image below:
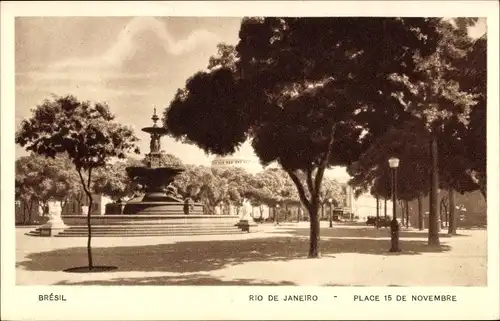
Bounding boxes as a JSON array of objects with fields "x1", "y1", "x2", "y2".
[{"x1": 16, "y1": 222, "x2": 487, "y2": 286}]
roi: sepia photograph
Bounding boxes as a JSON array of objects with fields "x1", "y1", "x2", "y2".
[{"x1": 2, "y1": 1, "x2": 499, "y2": 320}]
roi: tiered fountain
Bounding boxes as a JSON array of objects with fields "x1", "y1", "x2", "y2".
[
  {"x1": 34, "y1": 109, "x2": 251, "y2": 237},
  {"x1": 119, "y1": 108, "x2": 203, "y2": 215}
]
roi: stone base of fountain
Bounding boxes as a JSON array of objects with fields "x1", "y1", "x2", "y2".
[
  {"x1": 38, "y1": 214, "x2": 253, "y2": 237},
  {"x1": 25, "y1": 108, "x2": 260, "y2": 237},
  {"x1": 116, "y1": 192, "x2": 204, "y2": 215}
]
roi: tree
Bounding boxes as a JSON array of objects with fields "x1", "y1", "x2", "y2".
[
  {"x1": 16, "y1": 155, "x2": 47, "y2": 224},
  {"x1": 165, "y1": 18, "x2": 444, "y2": 257},
  {"x1": 318, "y1": 177, "x2": 343, "y2": 219},
  {"x1": 348, "y1": 115, "x2": 482, "y2": 233},
  {"x1": 173, "y1": 164, "x2": 211, "y2": 199},
  {"x1": 16, "y1": 95, "x2": 139, "y2": 271},
  {"x1": 200, "y1": 174, "x2": 230, "y2": 215},
  {"x1": 248, "y1": 168, "x2": 286, "y2": 220},
  {"x1": 141, "y1": 152, "x2": 183, "y2": 168},
  {"x1": 92, "y1": 160, "x2": 136, "y2": 202},
  {"x1": 216, "y1": 167, "x2": 253, "y2": 206},
  {"x1": 348, "y1": 121, "x2": 431, "y2": 228},
  {"x1": 389, "y1": 19, "x2": 484, "y2": 245},
  {"x1": 459, "y1": 34, "x2": 487, "y2": 199},
  {"x1": 15, "y1": 154, "x2": 81, "y2": 223}
]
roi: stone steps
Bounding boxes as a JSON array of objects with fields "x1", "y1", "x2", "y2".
[
  {"x1": 55, "y1": 230, "x2": 245, "y2": 237},
  {"x1": 27, "y1": 224, "x2": 248, "y2": 237},
  {"x1": 60, "y1": 226, "x2": 243, "y2": 233},
  {"x1": 61, "y1": 223, "x2": 235, "y2": 228}
]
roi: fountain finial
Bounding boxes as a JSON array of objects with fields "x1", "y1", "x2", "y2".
[{"x1": 151, "y1": 107, "x2": 159, "y2": 126}]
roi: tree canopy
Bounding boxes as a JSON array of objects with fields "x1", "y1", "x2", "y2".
[
  {"x1": 15, "y1": 154, "x2": 81, "y2": 214},
  {"x1": 164, "y1": 17, "x2": 447, "y2": 257}
]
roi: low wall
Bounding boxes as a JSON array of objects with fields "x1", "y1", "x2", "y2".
[{"x1": 61, "y1": 214, "x2": 240, "y2": 226}]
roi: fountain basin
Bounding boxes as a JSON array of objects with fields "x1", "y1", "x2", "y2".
[
  {"x1": 119, "y1": 201, "x2": 203, "y2": 215},
  {"x1": 126, "y1": 166, "x2": 184, "y2": 188}
]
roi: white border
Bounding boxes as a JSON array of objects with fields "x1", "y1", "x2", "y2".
[{"x1": 2, "y1": 1, "x2": 499, "y2": 320}]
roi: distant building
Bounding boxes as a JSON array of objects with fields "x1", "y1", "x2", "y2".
[
  {"x1": 210, "y1": 142, "x2": 263, "y2": 174},
  {"x1": 350, "y1": 192, "x2": 394, "y2": 221}
]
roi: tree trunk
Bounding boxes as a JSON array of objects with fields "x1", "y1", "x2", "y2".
[
  {"x1": 78, "y1": 169, "x2": 94, "y2": 270},
  {"x1": 399, "y1": 200, "x2": 405, "y2": 226},
  {"x1": 376, "y1": 196, "x2": 380, "y2": 228},
  {"x1": 405, "y1": 200, "x2": 409, "y2": 228},
  {"x1": 440, "y1": 196, "x2": 447, "y2": 230},
  {"x1": 428, "y1": 135, "x2": 440, "y2": 246},
  {"x1": 321, "y1": 203, "x2": 324, "y2": 220},
  {"x1": 446, "y1": 206, "x2": 449, "y2": 227},
  {"x1": 448, "y1": 188, "x2": 457, "y2": 235},
  {"x1": 479, "y1": 185, "x2": 486, "y2": 201},
  {"x1": 474, "y1": 172, "x2": 487, "y2": 201},
  {"x1": 284, "y1": 124, "x2": 336, "y2": 259},
  {"x1": 418, "y1": 194, "x2": 424, "y2": 230},
  {"x1": 22, "y1": 202, "x2": 27, "y2": 224},
  {"x1": 308, "y1": 205, "x2": 320, "y2": 258},
  {"x1": 28, "y1": 199, "x2": 33, "y2": 224},
  {"x1": 86, "y1": 192, "x2": 94, "y2": 269},
  {"x1": 384, "y1": 198, "x2": 387, "y2": 218}
]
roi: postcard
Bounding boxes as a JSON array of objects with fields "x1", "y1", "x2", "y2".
[{"x1": 1, "y1": 1, "x2": 499, "y2": 320}]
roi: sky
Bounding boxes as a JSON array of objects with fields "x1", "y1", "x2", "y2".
[
  {"x1": 15, "y1": 16, "x2": 243, "y2": 166},
  {"x1": 15, "y1": 17, "x2": 487, "y2": 183}
]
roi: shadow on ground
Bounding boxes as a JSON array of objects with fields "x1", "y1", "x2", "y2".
[
  {"x1": 18, "y1": 228, "x2": 451, "y2": 274},
  {"x1": 270, "y1": 226, "x2": 470, "y2": 239},
  {"x1": 55, "y1": 274, "x2": 296, "y2": 286}
]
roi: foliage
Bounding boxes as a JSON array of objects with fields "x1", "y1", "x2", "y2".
[
  {"x1": 319, "y1": 176, "x2": 343, "y2": 207},
  {"x1": 92, "y1": 159, "x2": 138, "y2": 201},
  {"x1": 164, "y1": 17, "x2": 444, "y2": 257},
  {"x1": 386, "y1": 19, "x2": 485, "y2": 244},
  {"x1": 141, "y1": 152, "x2": 184, "y2": 168},
  {"x1": 389, "y1": 20, "x2": 481, "y2": 129},
  {"x1": 173, "y1": 164, "x2": 211, "y2": 198},
  {"x1": 459, "y1": 34, "x2": 487, "y2": 198},
  {"x1": 15, "y1": 154, "x2": 81, "y2": 222},
  {"x1": 15, "y1": 154, "x2": 80, "y2": 204}
]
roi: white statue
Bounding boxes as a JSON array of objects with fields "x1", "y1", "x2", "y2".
[
  {"x1": 41, "y1": 200, "x2": 67, "y2": 232},
  {"x1": 48, "y1": 202, "x2": 61, "y2": 220}
]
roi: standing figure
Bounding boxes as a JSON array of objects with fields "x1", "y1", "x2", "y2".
[{"x1": 150, "y1": 132, "x2": 161, "y2": 153}]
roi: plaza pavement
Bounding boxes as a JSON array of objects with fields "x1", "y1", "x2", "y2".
[{"x1": 15, "y1": 222, "x2": 487, "y2": 286}]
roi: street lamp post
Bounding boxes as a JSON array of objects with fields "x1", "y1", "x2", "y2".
[
  {"x1": 328, "y1": 198, "x2": 333, "y2": 228},
  {"x1": 388, "y1": 157, "x2": 401, "y2": 252}
]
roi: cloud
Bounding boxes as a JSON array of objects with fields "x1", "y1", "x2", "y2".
[
  {"x1": 17, "y1": 71, "x2": 161, "y2": 82},
  {"x1": 17, "y1": 17, "x2": 221, "y2": 99},
  {"x1": 16, "y1": 83, "x2": 148, "y2": 99},
  {"x1": 49, "y1": 17, "x2": 220, "y2": 72}
]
